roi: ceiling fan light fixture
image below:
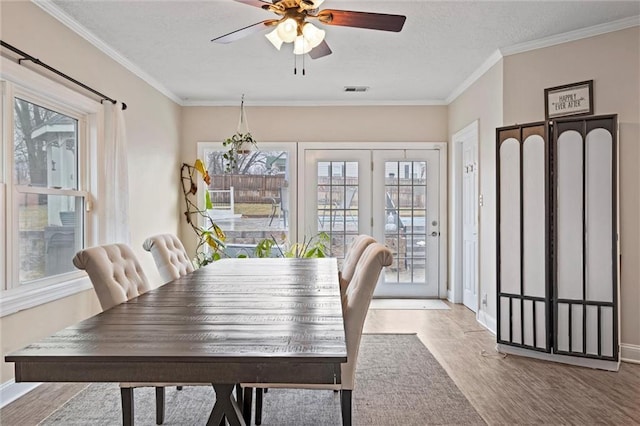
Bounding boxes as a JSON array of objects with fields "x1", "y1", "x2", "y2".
[
  {"x1": 276, "y1": 18, "x2": 298, "y2": 43},
  {"x1": 302, "y1": 22, "x2": 325, "y2": 48},
  {"x1": 293, "y1": 35, "x2": 312, "y2": 55},
  {"x1": 265, "y1": 28, "x2": 284, "y2": 50}
]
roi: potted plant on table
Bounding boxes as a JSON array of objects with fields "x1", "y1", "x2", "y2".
[{"x1": 254, "y1": 232, "x2": 330, "y2": 258}]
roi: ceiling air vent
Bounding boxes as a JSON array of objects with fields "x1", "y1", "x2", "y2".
[{"x1": 344, "y1": 86, "x2": 369, "y2": 93}]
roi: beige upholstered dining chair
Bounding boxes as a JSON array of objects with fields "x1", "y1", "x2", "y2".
[
  {"x1": 339, "y1": 234, "x2": 377, "y2": 292},
  {"x1": 252, "y1": 234, "x2": 377, "y2": 414},
  {"x1": 73, "y1": 243, "x2": 174, "y2": 425},
  {"x1": 244, "y1": 243, "x2": 393, "y2": 426},
  {"x1": 142, "y1": 233, "x2": 194, "y2": 283}
]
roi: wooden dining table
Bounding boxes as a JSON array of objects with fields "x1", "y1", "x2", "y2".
[{"x1": 6, "y1": 257, "x2": 347, "y2": 426}]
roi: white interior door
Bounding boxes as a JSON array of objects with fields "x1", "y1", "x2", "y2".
[{"x1": 462, "y1": 137, "x2": 478, "y2": 312}]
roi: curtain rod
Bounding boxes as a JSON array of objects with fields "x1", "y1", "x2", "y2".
[{"x1": 0, "y1": 40, "x2": 127, "y2": 110}]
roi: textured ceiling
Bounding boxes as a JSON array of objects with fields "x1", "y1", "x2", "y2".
[{"x1": 45, "y1": 0, "x2": 640, "y2": 105}]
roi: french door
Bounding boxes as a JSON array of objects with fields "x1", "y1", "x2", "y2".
[{"x1": 300, "y1": 145, "x2": 445, "y2": 298}]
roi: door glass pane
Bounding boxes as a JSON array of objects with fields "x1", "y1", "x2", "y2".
[
  {"x1": 203, "y1": 148, "x2": 291, "y2": 257},
  {"x1": 14, "y1": 98, "x2": 78, "y2": 189},
  {"x1": 317, "y1": 161, "x2": 359, "y2": 262},
  {"x1": 383, "y1": 161, "x2": 427, "y2": 284},
  {"x1": 18, "y1": 194, "x2": 84, "y2": 283}
]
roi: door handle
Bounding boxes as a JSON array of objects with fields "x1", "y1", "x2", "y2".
[{"x1": 430, "y1": 231, "x2": 439, "y2": 237}]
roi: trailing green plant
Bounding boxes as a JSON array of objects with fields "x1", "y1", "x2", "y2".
[
  {"x1": 181, "y1": 160, "x2": 226, "y2": 267},
  {"x1": 254, "y1": 232, "x2": 330, "y2": 259},
  {"x1": 222, "y1": 132, "x2": 257, "y2": 173}
]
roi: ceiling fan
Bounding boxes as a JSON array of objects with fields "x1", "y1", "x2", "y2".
[{"x1": 211, "y1": 0, "x2": 407, "y2": 59}]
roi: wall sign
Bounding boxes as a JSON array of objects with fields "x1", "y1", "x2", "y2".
[{"x1": 544, "y1": 80, "x2": 593, "y2": 120}]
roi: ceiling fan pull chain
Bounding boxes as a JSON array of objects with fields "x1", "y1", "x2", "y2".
[
  {"x1": 303, "y1": 53, "x2": 306, "y2": 76},
  {"x1": 293, "y1": 51, "x2": 297, "y2": 75}
]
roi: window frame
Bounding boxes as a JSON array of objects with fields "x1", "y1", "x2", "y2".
[
  {"x1": 1, "y1": 59, "x2": 101, "y2": 317},
  {"x1": 197, "y1": 141, "x2": 299, "y2": 244}
]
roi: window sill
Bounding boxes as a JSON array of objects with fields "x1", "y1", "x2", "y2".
[{"x1": 0, "y1": 275, "x2": 92, "y2": 318}]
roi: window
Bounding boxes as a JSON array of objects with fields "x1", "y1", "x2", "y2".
[
  {"x1": 13, "y1": 99, "x2": 85, "y2": 283},
  {"x1": 198, "y1": 142, "x2": 297, "y2": 256},
  {"x1": 1, "y1": 60, "x2": 100, "y2": 316}
]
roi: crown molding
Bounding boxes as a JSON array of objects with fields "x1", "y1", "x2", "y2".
[
  {"x1": 32, "y1": 0, "x2": 183, "y2": 106},
  {"x1": 446, "y1": 49, "x2": 503, "y2": 105},
  {"x1": 445, "y1": 15, "x2": 639, "y2": 104},
  {"x1": 181, "y1": 99, "x2": 448, "y2": 107},
  {"x1": 32, "y1": 1, "x2": 640, "y2": 108},
  {"x1": 500, "y1": 15, "x2": 640, "y2": 57}
]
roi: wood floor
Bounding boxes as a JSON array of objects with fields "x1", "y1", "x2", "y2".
[{"x1": 2, "y1": 302, "x2": 639, "y2": 425}]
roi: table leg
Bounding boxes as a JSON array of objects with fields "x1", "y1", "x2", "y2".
[
  {"x1": 235, "y1": 384, "x2": 243, "y2": 407},
  {"x1": 155, "y1": 387, "x2": 165, "y2": 425},
  {"x1": 242, "y1": 387, "x2": 253, "y2": 424},
  {"x1": 120, "y1": 387, "x2": 134, "y2": 426},
  {"x1": 207, "y1": 384, "x2": 246, "y2": 426},
  {"x1": 255, "y1": 388, "x2": 263, "y2": 425}
]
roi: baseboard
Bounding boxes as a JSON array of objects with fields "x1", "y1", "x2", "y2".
[
  {"x1": 0, "y1": 379, "x2": 41, "y2": 408},
  {"x1": 447, "y1": 289, "x2": 453, "y2": 302},
  {"x1": 621, "y1": 343, "x2": 640, "y2": 364},
  {"x1": 476, "y1": 308, "x2": 497, "y2": 335},
  {"x1": 447, "y1": 295, "x2": 497, "y2": 334}
]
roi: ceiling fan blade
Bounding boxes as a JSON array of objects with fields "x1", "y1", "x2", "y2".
[
  {"x1": 212, "y1": 20, "x2": 274, "y2": 44},
  {"x1": 233, "y1": 0, "x2": 273, "y2": 10},
  {"x1": 317, "y1": 9, "x2": 406, "y2": 32},
  {"x1": 309, "y1": 40, "x2": 332, "y2": 59}
]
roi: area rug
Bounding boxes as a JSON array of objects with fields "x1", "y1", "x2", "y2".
[
  {"x1": 39, "y1": 335, "x2": 484, "y2": 425},
  {"x1": 369, "y1": 298, "x2": 451, "y2": 310}
]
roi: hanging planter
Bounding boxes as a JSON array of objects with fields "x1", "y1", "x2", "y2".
[{"x1": 222, "y1": 95, "x2": 257, "y2": 173}]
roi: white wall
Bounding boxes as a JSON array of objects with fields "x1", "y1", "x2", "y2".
[
  {"x1": 448, "y1": 61, "x2": 504, "y2": 330},
  {"x1": 180, "y1": 105, "x2": 449, "y2": 254},
  {"x1": 0, "y1": 1, "x2": 182, "y2": 383}
]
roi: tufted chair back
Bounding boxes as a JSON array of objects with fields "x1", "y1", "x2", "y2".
[
  {"x1": 339, "y1": 234, "x2": 376, "y2": 292},
  {"x1": 341, "y1": 242, "x2": 393, "y2": 390},
  {"x1": 73, "y1": 244, "x2": 151, "y2": 311},
  {"x1": 143, "y1": 234, "x2": 195, "y2": 283}
]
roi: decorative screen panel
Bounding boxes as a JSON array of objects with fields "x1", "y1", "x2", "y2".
[
  {"x1": 496, "y1": 122, "x2": 551, "y2": 353},
  {"x1": 497, "y1": 115, "x2": 619, "y2": 364},
  {"x1": 553, "y1": 115, "x2": 618, "y2": 361}
]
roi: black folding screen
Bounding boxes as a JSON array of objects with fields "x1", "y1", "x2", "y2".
[
  {"x1": 496, "y1": 122, "x2": 552, "y2": 353},
  {"x1": 496, "y1": 114, "x2": 618, "y2": 362}
]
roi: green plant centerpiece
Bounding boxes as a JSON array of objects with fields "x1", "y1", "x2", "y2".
[
  {"x1": 254, "y1": 232, "x2": 330, "y2": 259},
  {"x1": 222, "y1": 132, "x2": 257, "y2": 173}
]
